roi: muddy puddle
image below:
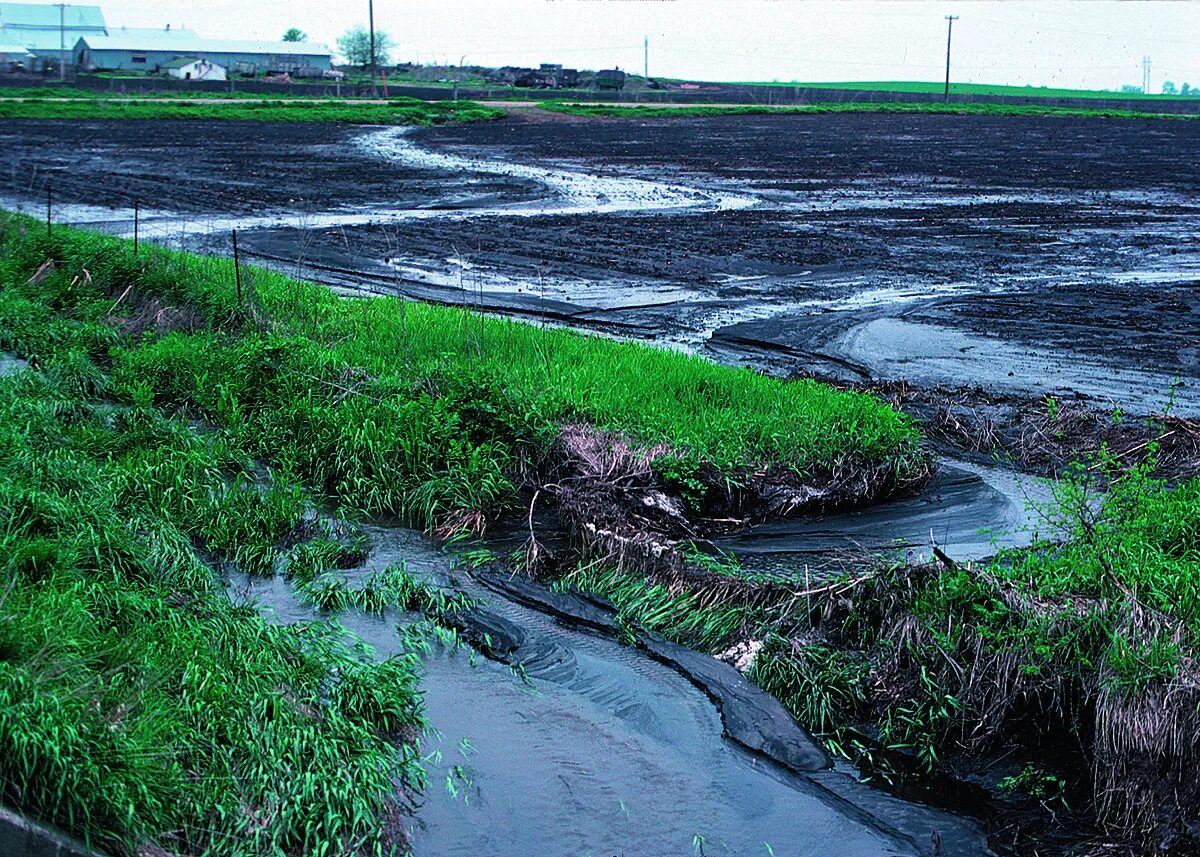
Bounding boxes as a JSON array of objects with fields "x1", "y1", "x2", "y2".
[
  {"x1": 714, "y1": 458, "x2": 1055, "y2": 577},
  {"x1": 229, "y1": 525, "x2": 990, "y2": 856}
]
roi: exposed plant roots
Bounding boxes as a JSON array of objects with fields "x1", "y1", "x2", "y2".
[{"x1": 535, "y1": 421, "x2": 930, "y2": 582}]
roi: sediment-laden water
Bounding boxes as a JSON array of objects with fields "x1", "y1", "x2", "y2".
[{"x1": 230, "y1": 525, "x2": 991, "y2": 857}]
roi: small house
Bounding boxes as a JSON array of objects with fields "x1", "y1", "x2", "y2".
[{"x1": 163, "y1": 56, "x2": 226, "y2": 81}]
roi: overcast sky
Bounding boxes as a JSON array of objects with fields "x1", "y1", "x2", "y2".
[{"x1": 93, "y1": 1, "x2": 1200, "y2": 92}]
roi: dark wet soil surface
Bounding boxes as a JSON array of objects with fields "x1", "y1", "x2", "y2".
[
  {"x1": 3, "y1": 113, "x2": 1196, "y2": 417},
  {"x1": 0, "y1": 119, "x2": 545, "y2": 213}
]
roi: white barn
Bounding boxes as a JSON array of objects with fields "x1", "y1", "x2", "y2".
[{"x1": 164, "y1": 57, "x2": 226, "y2": 82}]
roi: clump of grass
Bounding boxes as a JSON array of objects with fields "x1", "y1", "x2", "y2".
[
  {"x1": 556, "y1": 562, "x2": 768, "y2": 651},
  {"x1": 354, "y1": 564, "x2": 476, "y2": 620},
  {"x1": 296, "y1": 563, "x2": 474, "y2": 620}
]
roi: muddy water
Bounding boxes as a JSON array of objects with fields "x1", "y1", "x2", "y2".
[
  {"x1": 230, "y1": 526, "x2": 990, "y2": 857},
  {"x1": 714, "y1": 458, "x2": 1055, "y2": 577}
]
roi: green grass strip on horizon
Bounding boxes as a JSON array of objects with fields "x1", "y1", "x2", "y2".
[
  {"x1": 539, "y1": 100, "x2": 1196, "y2": 121},
  {"x1": 730, "y1": 79, "x2": 1200, "y2": 101},
  {"x1": 0, "y1": 96, "x2": 504, "y2": 124}
]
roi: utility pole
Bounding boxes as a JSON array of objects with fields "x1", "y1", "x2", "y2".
[
  {"x1": 368, "y1": 0, "x2": 377, "y2": 97},
  {"x1": 1142, "y1": 55, "x2": 1152, "y2": 94},
  {"x1": 943, "y1": 15, "x2": 959, "y2": 102},
  {"x1": 57, "y1": 3, "x2": 67, "y2": 82},
  {"x1": 644, "y1": 35, "x2": 648, "y2": 80}
]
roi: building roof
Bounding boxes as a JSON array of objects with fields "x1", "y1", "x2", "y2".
[
  {"x1": 0, "y1": 3, "x2": 105, "y2": 32},
  {"x1": 76, "y1": 33, "x2": 332, "y2": 58},
  {"x1": 7, "y1": 30, "x2": 87, "y2": 51},
  {"x1": 107, "y1": 27, "x2": 199, "y2": 41},
  {"x1": 0, "y1": 39, "x2": 34, "y2": 57},
  {"x1": 161, "y1": 56, "x2": 209, "y2": 70}
]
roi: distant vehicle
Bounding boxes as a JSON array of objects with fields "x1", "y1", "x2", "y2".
[
  {"x1": 514, "y1": 70, "x2": 556, "y2": 88},
  {"x1": 596, "y1": 68, "x2": 626, "y2": 90},
  {"x1": 322, "y1": 68, "x2": 345, "y2": 80}
]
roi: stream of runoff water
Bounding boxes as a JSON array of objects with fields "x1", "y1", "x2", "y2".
[{"x1": 229, "y1": 525, "x2": 992, "y2": 857}]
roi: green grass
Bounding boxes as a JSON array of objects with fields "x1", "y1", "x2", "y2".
[
  {"x1": 0, "y1": 286, "x2": 430, "y2": 851},
  {"x1": 0, "y1": 214, "x2": 921, "y2": 535},
  {"x1": 732, "y1": 80, "x2": 1200, "y2": 100},
  {"x1": 0, "y1": 96, "x2": 504, "y2": 124},
  {"x1": 540, "y1": 100, "x2": 1196, "y2": 121}
]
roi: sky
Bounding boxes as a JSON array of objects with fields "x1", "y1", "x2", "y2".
[{"x1": 91, "y1": 1, "x2": 1200, "y2": 92}]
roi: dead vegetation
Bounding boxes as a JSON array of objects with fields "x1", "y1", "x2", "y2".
[
  {"x1": 868, "y1": 379, "x2": 1200, "y2": 482},
  {"x1": 525, "y1": 421, "x2": 931, "y2": 583}
]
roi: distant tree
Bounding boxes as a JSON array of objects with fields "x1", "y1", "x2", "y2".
[
  {"x1": 1163, "y1": 81, "x2": 1177, "y2": 95},
  {"x1": 282, "y1": 28, "x2": 307, "y2": 42},
  {"x1": 1182, "y1": 83, "x2": 1193, "y2": 96},
  {"x1": 1119, "y1": 84, "x2": 1142, "y2": 94},
  {"x1": 337, "y1": 26, "x2": 393, "y2": 67}
]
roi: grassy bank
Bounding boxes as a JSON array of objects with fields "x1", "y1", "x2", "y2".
[
  {"x1": 0, "y1": 210, "x2": 924, "y2": 849},
  {"x1": 555, "y1": 453, "x2": 1200, "y2": 851},
  {"x1": 0, "y1": 214, "x2": 922, "y2": 536},
  {"x1": 0, "y1": 258, "x2": 434, "y2": 850},
  {"x1": 0, "y1": 96, "x2": 503, "y2": 124},
  {"x1": 540, "y1": 100, "x2": 1196, "y2": 121}
]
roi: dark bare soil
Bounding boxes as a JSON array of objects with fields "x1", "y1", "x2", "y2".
[
  {"x1": 0, "y1": 119, "x2": 544, "y2": 212},
  {"x1": 2, "y1": 113, "x2": 1196, "y2": 416}
]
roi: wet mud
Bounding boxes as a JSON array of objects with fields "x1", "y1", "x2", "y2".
[{"x1": 3, "y1": 113, "x2": 1195, "y2": 419}]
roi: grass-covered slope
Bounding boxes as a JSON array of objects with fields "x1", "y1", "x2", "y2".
[
  {"x1": 541, "y1": 100, "x2": 1197, "y2": 121},
  {"x1": 0, "y1": 214, "x2": 922, "y2": 536},
  {"x1": 0, "y1": 96, "x2": 503, "y2": 124},
  {"x1": 0, "y1": 256, "x2": 429, "y2": 852},
  {"x1": 0, "y1": 210, "x2": 923, "y2": 851}
]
